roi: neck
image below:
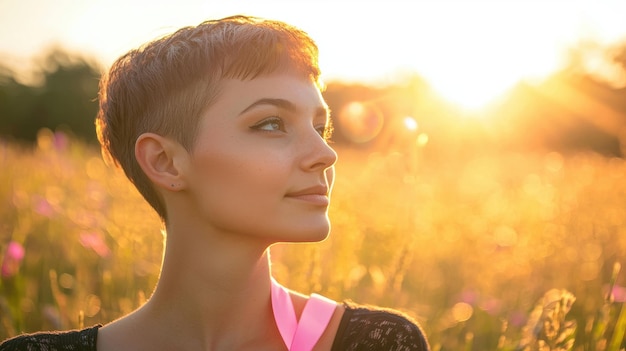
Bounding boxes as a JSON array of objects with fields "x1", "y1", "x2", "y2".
[{"x1": 139, "y1": 220, "x2": 282, "y2": 350}]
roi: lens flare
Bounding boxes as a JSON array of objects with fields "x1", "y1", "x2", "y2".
[
  {"x1": 403, "y1": 116, "x2": 418, "y2": 131},
  {"x1": 338, "y1": 102, "x2": 384, "y2": 143}
]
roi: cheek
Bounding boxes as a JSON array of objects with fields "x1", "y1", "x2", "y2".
[
  {"x1": 191, "y1": 147, "x2": 289, "y2": 205},
  {"x1": 189, "y1": 149, "x2": 296, "y2": 236}
]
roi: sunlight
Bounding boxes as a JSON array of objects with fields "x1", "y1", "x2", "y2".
[
  {"x1": 403, "y1": 2, "x2": 572, "y2": 111},
  {"x1": 426, "y1": 69, "x2": 518, "y2": 111},
  {"x1": 419, "y1": 36, "x2": 563, "y2": 111},
  {"x1": 403, "y1": 116, "x2": 418, "y2": 131},
  {"x1": 416, "y1": 133, "x2": 429, "y2": 147},
  {"x1": 2, "y1": 0, "x2": 626, "y2": 108},
  {"x1": 314, "y1": 1, "x2": 618, "y2": 112}
]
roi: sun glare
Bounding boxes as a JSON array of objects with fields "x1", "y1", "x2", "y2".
[
  {"x1": 426, "y1": 70, "x2": 518, "y2": 111},
  {"x1": 1, "y1": 0, "x2": 625, "y2": 112},
  {"x1": 403, "y1": 116, "x2": 418, "y2": 131},
  {"x1": 419, "y1": 34, "x2": 563, "y2": 111},
  {"x1": 315, "y1": 2, "x2": 613, "y2": 112},
  {"x1": 406, "y1": 2, "x2": 574, "y2": 111}
]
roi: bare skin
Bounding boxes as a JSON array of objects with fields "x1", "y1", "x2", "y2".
[
  {"x1": 97, "y1": 250, "x2": 345, "y2": 351},
  {"x1": 97, "y1": 73, "x2": 341, "y2": 351}
]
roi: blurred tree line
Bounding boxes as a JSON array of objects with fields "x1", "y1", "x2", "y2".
[
  {"x1": 0, "y1": 48, "x2": 101, "y2": 143},
  {"x1": 1, "y1": 42, "x2": 626, "y2": 156},
  {"x1": 324, "y1": 41, "x2": 626, "y2": 158}
]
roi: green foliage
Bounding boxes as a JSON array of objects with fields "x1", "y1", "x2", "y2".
[{"x1": 0, "y1": 49, "x2": 101, "y2": 143}]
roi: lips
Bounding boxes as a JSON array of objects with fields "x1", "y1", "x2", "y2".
[{"x1": 285, "y1": 185, "x2": 329, "y2": 206}]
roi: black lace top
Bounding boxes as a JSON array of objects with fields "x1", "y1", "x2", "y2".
[
  {"x1": 330, "y1": 302, "x2": 429, "y2": 351},
  {"x1": 0, "y1": 303, "x2": 429, "y2": 350}
]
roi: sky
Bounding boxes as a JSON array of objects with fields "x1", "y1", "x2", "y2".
[{"x1": 1, "y1": 0, "x2": 626, "y2": 108}]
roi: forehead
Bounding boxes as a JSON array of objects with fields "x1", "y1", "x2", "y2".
[{"x1": 209, "y1": 73, "x2": 328, "y2": 116}]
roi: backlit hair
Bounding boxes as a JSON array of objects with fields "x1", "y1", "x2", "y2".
[{"x1": 96, "y1": 15, "x2": 321, "y2": 221}]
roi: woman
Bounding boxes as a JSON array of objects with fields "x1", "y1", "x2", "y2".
[{"x1": 0, "y1": 15, "x2": 429, "y2": 350}]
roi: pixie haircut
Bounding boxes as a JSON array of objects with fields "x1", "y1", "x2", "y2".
[{"x1": 96, "y1": 15, "x2": 321, "y2": 222}]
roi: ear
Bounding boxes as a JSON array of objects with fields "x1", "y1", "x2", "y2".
[{"x1": 135, "y1": 133, "x2": 188, "y2": 191}]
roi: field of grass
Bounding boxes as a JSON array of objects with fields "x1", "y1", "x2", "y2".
[{"x1": 1, "y1": 129, "x2": 625, "y2": 350}]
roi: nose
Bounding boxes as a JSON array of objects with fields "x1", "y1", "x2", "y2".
[{"x1": 300, "y1": 130, "x2": 338, "y2": 172}]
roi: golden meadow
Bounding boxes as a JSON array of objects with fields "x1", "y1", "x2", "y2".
[{"x1": 1, "y1": 124, "x2": 625, "y2": 350}]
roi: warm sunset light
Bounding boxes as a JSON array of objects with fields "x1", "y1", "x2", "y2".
[
  {"x1": 2, "y1": 1, "x2": 626, "y2": 349},
  {"x1": 403, "y1": 2, "x2": 571, "y2": 110},
  {"x1": 1, "y1": 0, "x2": 625, "y2": 111},
  {"x1": 311, "y1": 1, "x2": 626, "y2": 110}
]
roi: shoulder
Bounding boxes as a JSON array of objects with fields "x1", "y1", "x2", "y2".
[
  {"x1": 333, "y1": 301, "x2": 430, "y2": 351},
  {"x1": 0, "y1": 325, "x2": 100, "y2": 351}
]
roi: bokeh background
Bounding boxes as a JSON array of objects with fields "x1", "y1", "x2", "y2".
[{"x1": 1, "y1": 1, "x2": 626, "y2": 350}]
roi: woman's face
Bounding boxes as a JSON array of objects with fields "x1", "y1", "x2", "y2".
[{"x1": 182, "y1": 73, "x2": 337, "y2": 244}]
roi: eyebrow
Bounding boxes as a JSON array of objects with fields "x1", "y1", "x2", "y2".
[{"x1": 239, "y1": 98, "x2": 329, "y2": 119}]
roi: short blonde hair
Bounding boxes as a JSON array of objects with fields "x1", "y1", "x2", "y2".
[{"x1": 96, "y1": 15, "x2": 321, "y2": 221}]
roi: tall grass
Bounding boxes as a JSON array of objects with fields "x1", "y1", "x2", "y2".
[{"x1": 1, "y1": 129, "x2": 625, "y2": 350}]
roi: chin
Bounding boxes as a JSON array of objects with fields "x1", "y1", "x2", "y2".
[
  {"x1": 307, "y1": 225, "x2": 332, "y2": 242},
  {"x1": 303, "y1": 231, "x2": 331, "y2": 243},
  {"x1": 289, "y1": 222, "x2": 331, "y2": 243}
]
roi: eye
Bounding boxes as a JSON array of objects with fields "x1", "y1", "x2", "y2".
[
  {"x1": 317, "y1": 120, "x2": 334, "y2": 142},
  {"x1": 315, "y1": 125, "x2": 326, "y2": 137},
  {"x1": 250, "y1": 117, "x2": 285, "y2": 132}
]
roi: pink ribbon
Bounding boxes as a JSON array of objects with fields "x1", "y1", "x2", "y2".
[{"x1": 271, "y1": 277, "x2": 337, "y2": 351}]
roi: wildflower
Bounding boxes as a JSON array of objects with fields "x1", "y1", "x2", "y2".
[
  {"x1": 79, "y1": 231, "x2": 111, "y2": 258},
  {"x1": 459, "y1": 289, "x2": 479, "y2": 305},
  {"x1": 53, "y1": 131, "x2": 69, "y2": 151},
  {"x1": 480, "y1": 297, "x2": 503, "y2": 316},
  {"x1": 607, "y1": 263, "x2": 625, "y2": 303},
  {"x1": 611, "y1": 285, "x2": 626, "y2": 303},
  {"x1": 34, "y1": 196, "x2": 55, "y2": 217},
  {"x1": 510, "y1": 310, "x2": 528, "y2": 328},
  {"x1": 1, "y1": 241, "x2": 25, "y2": 278}
]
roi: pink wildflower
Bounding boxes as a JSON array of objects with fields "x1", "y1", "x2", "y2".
[
  {"x1": 79, "y1": 232, "x2": 110, "y2": 258},
  {"x1": 1, "y1": 241, "x2": 25, "y2": 278},
  {"x1": 480, "y1": 297, "x2": 503, "y2": 316},
  {"x1": 459, "y1": 289, "x2": 479, "y2": 305},
  {"x1": 611, "y1": 285, "x2": 626, "y2": 303},
  {"x1": 509, "y1": 310, "x2": 527, "y2": 328},
  {"x1": 53, "y1": 131, "x2": 69, "y2": 151},
  {"x1": 34, "y1": 196, "x2": 55, "y2": 217}
]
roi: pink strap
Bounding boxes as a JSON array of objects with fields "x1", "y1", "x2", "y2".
[{"x1": 271, "y1": 277, "x2": 337, "y2": 351}]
